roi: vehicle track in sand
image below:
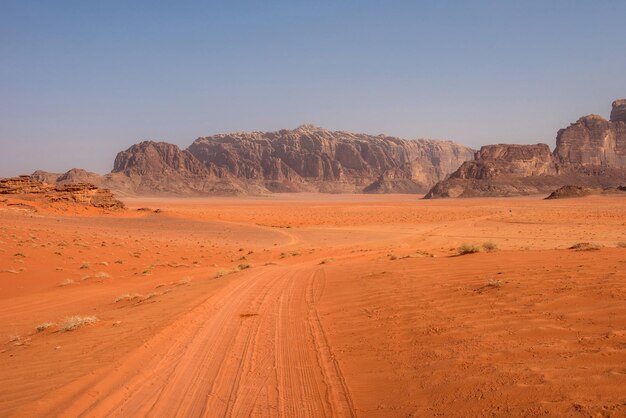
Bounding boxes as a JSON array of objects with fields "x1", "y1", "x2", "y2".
[{"x1": 19, "y1": 265, "x2": 355, "y2": 418}]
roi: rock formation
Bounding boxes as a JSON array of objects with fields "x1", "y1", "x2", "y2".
[
  {"x1": 45, "y1": 126, "x2": 473, "y2": 195},
  {"x1": 425, "y1": 99, "x2": 626, "y2": 198},
  {"x1": 545, "y1": 185, "x2": 626, "y2": 199},
  {"x1": 184, "y1": 125, "x2": 474, "y2": 193},
  {"x1": 0, "y1": 176, "x2": 125, "y2": 209}
]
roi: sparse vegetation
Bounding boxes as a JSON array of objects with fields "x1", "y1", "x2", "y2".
[
  {"x1": 115, "y1": 293, "x2": 142, "y2": 303},
  {"x1": 79, "y1": 262, "x2": 90, "y2": 269},
  {"x1": 475, "y1": 280, "x2": 504, "y2": 293},
  {"x1": 94, "y1": 271, "x2": 111, "y2": 278},
  {"x1": 59, "y1": 278, "x2": 76, "y2": 286},
  {"x1": 482, "y1": 241, "x2": 498, "y2": 252},
  {"x1": 213, "y1": 269, "x2": 230, "y2": 278},
  {"x1": 320, "y1": 258, "x2": 336, "y2": 264},
  {"x1": 617, "y1": 242, "x2": 626, "y2": 248},
  {"x1": 60, "y1": 315, "x2": 98, "y2": 331},
  {"x1": 457, "y1": 243, "x2": 481, "y2": 255},
  {"x1": 388, "y1": 254, "x2": 398, "y2": 260},
  {"x1": 237, "y1": 263, "x2": 252, "y2": 270},
  {"x1": 569, "y1": 242, "x2": 601, "y2": 251},
  {"x1": 36, "y1": 322, "x2": 55, "y2": 332}
]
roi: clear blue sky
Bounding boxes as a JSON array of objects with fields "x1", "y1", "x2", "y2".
[{"x1": 1, "y1": 0, "x2": 625, "y2": 176}]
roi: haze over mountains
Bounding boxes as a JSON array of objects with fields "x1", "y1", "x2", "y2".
[{"x1": 20, "y1": 99, "x2": 626, "y2": 198}]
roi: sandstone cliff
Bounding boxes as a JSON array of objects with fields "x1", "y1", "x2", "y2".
[
  {"x1": 186, "y1": 125, "x2": 474, "y2": 193},
  {"x1": 80, "y1": 126, "x2": 473, "y2": 195},
  {"x1": 0, "y1": 176, "x2": 125, "y2": 209},
  {"x1": 425, "y1": 99, "x2": 626, "y2": 198}
]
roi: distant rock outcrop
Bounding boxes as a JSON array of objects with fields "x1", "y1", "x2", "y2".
[
  {"x1": 184, "y1": 125, "x2": 474, "y2": 193},
  {"x1": 73, "y1": 126, "x2": 473, "y2": 195},
  {"x1": 0, "y1": 176, "x2": 124, "y2": 209},
  {"x1": 546, "y1": 184, "x2": 626, "y2": 199},
  {"x1": 425, "y1": 100, "x2": 626, "y2": 198}
]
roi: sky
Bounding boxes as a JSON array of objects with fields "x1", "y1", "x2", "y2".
[{"x1": 1, "y1": 1, "x2": 626, "y2": 176}]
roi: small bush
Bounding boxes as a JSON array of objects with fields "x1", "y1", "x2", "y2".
[
  {"x1": 36, "y1": 322, "x2": 55, "y2": 332},
  {"x1": 388, "y1": 254, "x2": 398, "y2": 261},
  {"x1": 115, "y1": 293, "x2": 142, "y2": 303},
  {"x1": 617, "y1": 242, "x2": 626, "y2": 248},
  {"x1": 569, "y1": 242, "x2": 601, "y2": 251},
  {"x1": 457, "y1": 243, "x2": 481, "y2": 255},
  {"x1": 61, "y1": 315, "x2": 98, "y2": 331},
  {"x1": 79, "y1": 262, "x2": 90, "y2": 269},
  {"x1": 213, "y1": 269, "x2": 230, "y2": 278},
  {"x1": 482, "y1": 242, "x2": 498, "y2": 252},
  {"x1": 237, "y1": 263, "x2": 252, "y2": 270},
  {"x1": 94, "y1": 271, "x2": 111, "y2": 279},
  {"x1": 320, "y1": 258, "x2": 336, "y2": 265}
]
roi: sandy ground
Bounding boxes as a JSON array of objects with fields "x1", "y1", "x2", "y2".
[{"x1": 1, "y1": 193, "x2": 625, "y2": 417}]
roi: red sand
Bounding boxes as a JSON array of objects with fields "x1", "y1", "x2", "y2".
[{"x1": 1, "y1": 194, "x2": 625, "y2": 417}]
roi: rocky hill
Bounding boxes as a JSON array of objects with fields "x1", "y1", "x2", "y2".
[
  {"x1": 425, "y1": 100, "x2": 626, "y2": 198},
  {"x1": 37, "y1": 126, "x2": 473, "y2": 195}
]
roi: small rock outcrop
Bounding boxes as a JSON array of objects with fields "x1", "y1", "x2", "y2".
[
  {"x1": 426, "y1": 99, "x2": 626, "y2": 198},
  {"x1": 0, "y1": 176, "x2": 125, "y2": 209},
  {"x1": 546, "y1": 184, "x2": 626, "y2": 199}
]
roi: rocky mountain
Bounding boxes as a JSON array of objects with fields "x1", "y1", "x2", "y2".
[
  {"x1": 183, "y1": 125, "x2": 474, "y2": 193},
  {"x1": 29, "y1": 126, "x2": 469, "y2": 196},
  {"x1": 425, "y1": 100, "x2": 626, "y2": 198}
]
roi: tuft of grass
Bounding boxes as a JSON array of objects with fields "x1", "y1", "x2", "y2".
[
  {"x1": 388, "y1": 254, "x2": 398, "y2": 261},
  {"x1": 569, "y1": 242, "x2": 601, "y2": 251},
  {"x1": 457, "y1": 243, "x2": 481, "y2": 255},
  {"x1": 237, "y1": 263, "x2": 252, "y2": 270},
  {"x1": 60, "y1": 315, "x2": 98, "y2": 331},
  {"x1": 36, "y1": 322, "x2": 56, "y2": 332},
  {"x1": 213, "y1": 269, "x2": 230, "y2": 278},
  {"x1": 475, "y1": 280, "x2": 504, "y2": 293},
  {"x1": 79, "y1": 262, "x2": 90, "y2": 269},
  {"x1": 115, "y1": 293, "x2": 142, "y2": 303},
  {"x1": 59, "y1": 278, "x2": 76, "y2": 286},
  {"x1": 482, "y1": 241, "x2": 498, "y2": 252},
  {"x1": 94, "y1": 271, "x2": 111, "y2": 279}
]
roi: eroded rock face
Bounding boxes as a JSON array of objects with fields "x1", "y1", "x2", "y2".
[
  {"x1": 425, "y1": 99, "x2": 626, "y2": 198},
  {"x1": 610, "y1": 99, "x2": 626, "y2": 123},
  {"x1": 187, "y1": 125, "x2": 474, "y2": 193},
  {"x1": 554, "y1": 115, "x2": 626, "y2": 167},
  {"x1": 112, "y1": 141, "x2": 244, "y2": 195},
  {"x1": 0, "y1": 176, "x2": 125, "y2": 209}
]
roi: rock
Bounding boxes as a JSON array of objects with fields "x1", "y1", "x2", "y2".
[
  {"x1": 112, "y1": 141, "x2": 245, "y2": 195},
  {"x1": 425, "y1": 99, "x2": 626, "y2": 198},
  {"x1": 545, "y1": 184, "x2": 626, "y2": 199},
  {"x1": 0, "y1": 176, "x2": 125, "y2": 209},
  {"x1": 186, "y1": 125, "x2": 474, "y2": 193},
  {"x1": 610, "y1": 99, "x2": 626, "y2": 123},
  {"x1": 554, "y1": 115, "x2": 626, "y2": 167}
]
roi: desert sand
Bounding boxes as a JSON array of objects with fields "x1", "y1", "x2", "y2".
[{"x1": 1, "y1": 194, "x2": 625, "y2": 417}]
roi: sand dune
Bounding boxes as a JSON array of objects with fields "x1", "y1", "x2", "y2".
[{"x1": 1, "y1": 194, "x2": 625, "y2": 417}]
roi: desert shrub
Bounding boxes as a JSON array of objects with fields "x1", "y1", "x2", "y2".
[
  {"x1": 320, "y1": 258, "x2": 336, "y2": 265},
  {"x1": 61, "y1": 315, "x2": 98, "y2": 331},
  {"x1": 238, "y1": 263, "x2": 252, "y2": 270},
  {"x1": 482, "y1": 242, "x2": 498, "y2": 252},
  {"x1": 569, "y1": 242, "x2": 601, "y2": 251},
  {"x1": 36, "y1": 322, "x2": 55, "y2": 332},
  {"x1": 457, "y1": 243, "x2": 481, "y2": 255},
  {"x1": 388, "y1": 254, "x2": 398, "y2": 261},
  {"x1": 617, "y1": 242, "x2": 626, "y2": 248},
  {"x1": 59, "y1": 278, "x2": 76, "y2": 286},
  {"x1": 115, "y1": 293, "x2": 142, "y2": 303}
]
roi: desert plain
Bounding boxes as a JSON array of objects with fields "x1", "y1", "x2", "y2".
[{"x1": 1, "y1": 193, "x2": 625, "y2": 417}]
